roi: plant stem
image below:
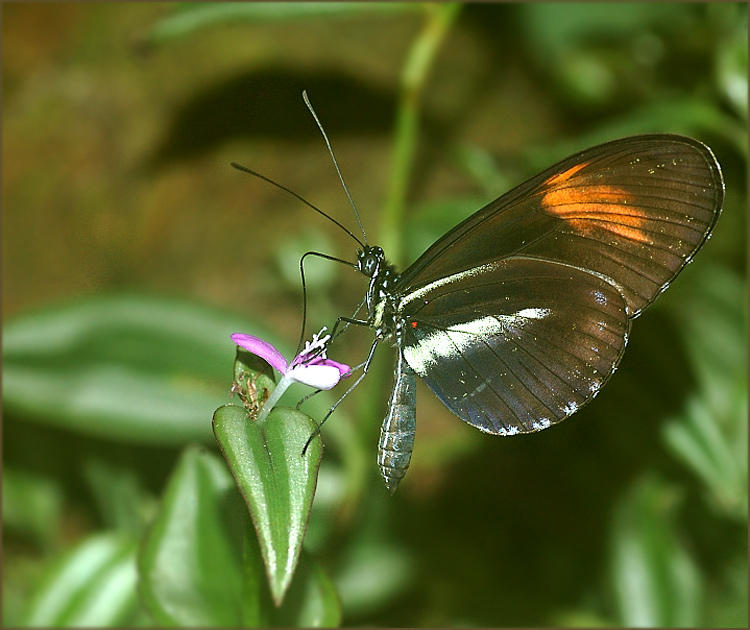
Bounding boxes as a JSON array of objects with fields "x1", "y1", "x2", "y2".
[
  {"x1": 355, "y1": 4, "x2": 461, "y2": 496},
  {"x1": 380, "y1": 2, "x2": 462, "y2": 266}
]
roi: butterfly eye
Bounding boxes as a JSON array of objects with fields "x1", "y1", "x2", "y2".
[
  {"x1": 364, "y1": 257, "x2": 377, "y2": 276},
  {"x1": 359, "y1": 248, "x2": 382, "y2": 277}
]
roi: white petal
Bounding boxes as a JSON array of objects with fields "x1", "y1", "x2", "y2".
[{"x1": 287, "y1": 364, "x2": 342, "y2": 390}]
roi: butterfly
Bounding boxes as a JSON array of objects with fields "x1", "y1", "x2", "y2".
[{"x1": 338, "y1": 134, "x2": 724, "y2": 492}]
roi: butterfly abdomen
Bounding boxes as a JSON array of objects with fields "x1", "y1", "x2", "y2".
[{"x1": 377, "y1": 352, "x2": 417, "y2": 493}]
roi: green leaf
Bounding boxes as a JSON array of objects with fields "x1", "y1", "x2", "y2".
[
  {"x1": 144, "y1": 2, "x2": 421, "y2": 44},
  {"x1": 714, "y1": 3, "x2": 749, "y2": 120},
  {"x1": 334, "y1": 540, "x2": 413, "y2": 618},
  {"x1": 239, "y1": 527, "x2": 342, "y2": 627},
  {"x1": 138, "y1": 446, "x2": 250, "y2": 626},
  {"x1": 213, "y1": 404, "x2": 323, "y2": 606},
  {"x1": 274, "y1": 554, "x2": 342, "y2": 628},
  {"x1": 663, "y1": 388, "x2": 748, "y2": 521},
  {"x1": 661, "y1": 264, "x2": 748, "y2": 521},
  {"x1": 669, "y1": 264, "x2": 747, "y2": 420},
  {"x1": 81, "y1": 457, "x2": 155, "y2": 535},
  {"x1": 2, "y1": 294, "x2": 281, "y2": 445},
  {"x1": 2, "y1": 467, "x2": 62, "y2": 550},
  {"x1": 22, "y1": 533, "x2": 140, "y2": 627},
  {"x1": 609, "y1": 476, "x2": 702, "y2": 627}
]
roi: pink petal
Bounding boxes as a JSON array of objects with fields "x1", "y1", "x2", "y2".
[{"x1": 230, "y1": 333, "x2": 289, "y2": 374}]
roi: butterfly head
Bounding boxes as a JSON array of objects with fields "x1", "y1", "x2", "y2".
[
  {"x1": 357, "y1": 246, "x2": 385, "y2": 278},
  {"x1": 356, "y1": 246, "x2": 401, "y2": 324}
]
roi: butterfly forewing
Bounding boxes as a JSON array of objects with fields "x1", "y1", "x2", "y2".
[
  {"x1": 399, "y1": 258, "x2": 630, "y2": 434},
  {"x1": 397, "y1": 135, "x2": 723, "y2": 317}
]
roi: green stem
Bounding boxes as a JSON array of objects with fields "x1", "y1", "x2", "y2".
[
  {"x1": 380, "y1": 2, "x2": 462, "y2": 266},
  {"x1": 353, "y1": 4, "x2": 461, "y2": 497},
  {"x1": 256, "y1": 375, "x2": 291, "y2": 425}
]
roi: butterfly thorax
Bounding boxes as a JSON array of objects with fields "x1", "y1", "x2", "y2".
[{"x1": 357, "y1": 246, "x2": 402, "y2": 344}]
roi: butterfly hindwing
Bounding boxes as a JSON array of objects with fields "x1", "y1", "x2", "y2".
[{"x1": 399, "y1": 257, "x2": 630, "y2": 434}]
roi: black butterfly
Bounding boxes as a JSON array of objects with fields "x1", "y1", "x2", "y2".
[
  {"x1": 235, "y1": 113, "x2": 723, "y2": 493},
  {"x1": 340, "y1": 134, "x2": 723, "y2": 492}
]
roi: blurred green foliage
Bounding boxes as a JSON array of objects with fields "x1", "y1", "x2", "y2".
[{"x1": 3, "y1": 2, "x2": 747, "y2": 627}]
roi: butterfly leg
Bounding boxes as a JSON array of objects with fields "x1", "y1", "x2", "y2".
[{"x1": 301, "y1": 337, "x2": 380, "y2": 455}]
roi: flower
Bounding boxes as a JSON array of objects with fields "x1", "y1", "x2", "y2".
[{"x1": 231, "y1": 328, "x2": 350, "y2": 423}]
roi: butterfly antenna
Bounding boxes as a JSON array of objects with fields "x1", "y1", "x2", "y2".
[
  {"x1": 230, "y1": 162, "x2": 363, "y2": 362},
  {"x1": 303, "y1": 90, "x2": 369, "y2": 247},
  {"x1": 295, "y1": 250, "x2": 358, "y2": 357},
  {"x1": 230, "y1": 162, "x2": 363, "y2": 249}
]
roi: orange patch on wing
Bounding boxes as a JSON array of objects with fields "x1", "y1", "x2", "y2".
[
  {"x1": 542, "y1": 162, "x2": 589, "y2": 188},
  {"x1": 541, "y1": 183, "x2": 653, "y2": 244}
]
